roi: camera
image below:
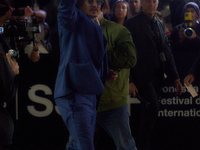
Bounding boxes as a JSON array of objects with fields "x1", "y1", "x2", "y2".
[
  {"x1": 184, "y1": 27, "x2": 194, "y2": 38},
  {"x1": 184, "y1": 12, "x2": 194, "y2": 38},
  {"x1": 3, "y1": 18, "x2": 41, "y2": 58},
  {"x1": 4, "y1": 19, "x2": 41, "y2": 40},
  {"x1": 4, "y1": 19, "x2": 27, "y2": 38}
]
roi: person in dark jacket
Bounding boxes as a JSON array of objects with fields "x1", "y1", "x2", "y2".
[
  {"x1": 0, "y1": 5, "x2": 19, "y2": 150},
  {"x1": 0, "y1": 47, "x2": 19, "y2": 150},
  {"x1": 124, "y1": 0, "x2": 183, "y2": 149}
]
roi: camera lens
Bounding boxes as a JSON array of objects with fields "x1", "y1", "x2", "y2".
[{"x1": 184, "y1": 27, "x2": 194, "y2": 37}]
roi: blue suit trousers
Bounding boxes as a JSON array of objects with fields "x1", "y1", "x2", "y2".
[{"x1": 55, "y1": 92, "x2": 97, "y2": 150}]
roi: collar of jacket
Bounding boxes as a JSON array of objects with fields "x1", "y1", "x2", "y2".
[{"x1": 140, "y1": 11, "x2": 157, "y2": 24}]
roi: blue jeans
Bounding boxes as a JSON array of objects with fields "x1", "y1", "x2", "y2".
[
  {"x1": 96, "y1": 105, "x2": 137, "y2": 150},
  {"x1": 55, "y1": 92, "x2": 97, "y2": 150}
]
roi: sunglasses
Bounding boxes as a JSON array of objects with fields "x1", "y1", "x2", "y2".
[{"x1": 87, "y1": 0, "x2": 105, "y2": 5}]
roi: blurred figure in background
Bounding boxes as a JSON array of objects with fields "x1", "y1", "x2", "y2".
[
  {"x1": 170, "y1": 0, "x2": 192, "y2": 28},
  {"x1": 129, "y1": 0, "x2": 141, "y2": 17},
  {"x1": 0, "y1": 5, "x2": 19, "y2": 150},
  {"x1": 110, "y1": 0, "x2": 131, "y2": 25},
  {"x1": 170, "y1": 2, "x2": 200, "y2": 52},
  {"x1": 24, "y1": 22, "x2": 51, "y2": 62},
  {"x1": 102, "y1": 0, "x2": 111, "y2": 20}
]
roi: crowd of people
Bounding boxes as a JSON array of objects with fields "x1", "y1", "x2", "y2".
[{"x1": 1, "y1": 0, "x2": 200, "y2": 150}]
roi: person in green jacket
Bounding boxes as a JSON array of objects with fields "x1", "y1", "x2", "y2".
[{"x1": 95, "y1": 10, "x2": 137, "y2": 150}]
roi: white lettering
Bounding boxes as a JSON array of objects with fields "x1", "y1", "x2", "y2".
[
  {"x1": 158, "y1": 109, "x2": 200, "y2": 117},
  {"x1": 27, "y1": 84, "x2": 54, "y2": 117}
]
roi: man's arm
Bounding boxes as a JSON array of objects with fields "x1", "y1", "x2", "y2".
[
  {"x1": 23, "y1": 6, "x2": 46, "y2": 22},
  {"x1": 57, "y1": 0, "x2": 77, "y2": 24},
  {"x1": 107, "y1": 26, "x2": 137, "y2": 71},
  {"x1": 162, "y1": 23, "x2": 180, "y2": 80},
  {"x1": 184, "y1": 51, "x2": 200, "y2": 86},
  {"x1": 162, "y1": 26, "x2": 183, "y2": 95}
]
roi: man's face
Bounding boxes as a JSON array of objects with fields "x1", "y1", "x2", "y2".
[
  {"x1": 185, "y1": 7, "x2": 199, "y2": 23},
  {"x1": 129, "y1": 0, "x2": 141, "y2": 15},
  {"x1": 141, "y1": 0, "x2": 158, "y2": 17},
  {"x1": 80, "y1": 0, "x2": 103, "y2": 19}
]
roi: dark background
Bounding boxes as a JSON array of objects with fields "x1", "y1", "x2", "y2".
[{"x1": 4, "y1": 0, "x2": 200, "y2": 150}]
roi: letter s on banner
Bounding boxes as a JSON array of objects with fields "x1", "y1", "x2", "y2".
[{"x1": 27, "y1": 84, "x2": 53, "y2": 117}]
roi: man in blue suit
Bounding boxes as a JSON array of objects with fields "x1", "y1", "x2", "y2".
[{"x1": 54, "y1": 0, "x2": 109, "y2": 150}]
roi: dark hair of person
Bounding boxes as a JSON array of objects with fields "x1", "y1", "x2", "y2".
[
  {"x1": 75, "y1": 0, "x2": 105, "y2": 10},
  {"x1": 102, "y1": 0, "x2": 111, "y2": 14},
  {"x1": 111, "y1": 0, "x2": 131, "y2": 24}
]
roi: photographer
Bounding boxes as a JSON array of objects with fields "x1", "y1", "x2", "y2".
[
  {"x1": 5, "y1": 5, "x2": 48, "y2": 62},
  {"x1": 170, "y1": 2, "x2": 200, "y2": 52},
  {"x1": 10, "y1": 6, "x2": 46, "y2": 24},
  {"x1": 0, "y1": 7, "x2": 19, "y2": 150},
  {"x1": 24, "y1": 21, "x2": 51, "y2": 62}
]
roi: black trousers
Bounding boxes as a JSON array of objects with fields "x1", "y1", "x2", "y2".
[{"x1": 136, "y1": 80, "x2": 161, "y2": 150}]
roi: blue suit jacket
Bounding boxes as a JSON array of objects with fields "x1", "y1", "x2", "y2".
[{"x1": 54, "y1": 0, "x2": 108, "y2": 99}]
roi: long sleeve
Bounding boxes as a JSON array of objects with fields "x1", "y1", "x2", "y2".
[
  {"x1": 107, "y1": 27, "x2": 137, "y2": 70},
  {"x1": 57, "y1": 0, "x2": 77, "y2": 26},
  {"x1": 101, "y1": 19, "x2": 137, "y2": 71},
  {"x1": 163, "y1": 32, "x2": 180, "y2": 80},
  {"x1": 189, "y1": 52, "x2": 200, "y2": 78}
]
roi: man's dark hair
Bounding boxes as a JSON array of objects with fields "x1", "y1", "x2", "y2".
[{"x1": 75, "y1": 0, "x2": 105, "y2": 10}]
